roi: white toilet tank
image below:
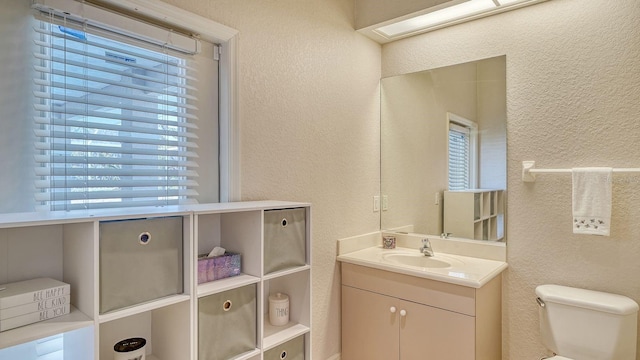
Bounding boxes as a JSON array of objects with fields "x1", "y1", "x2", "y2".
[{"x1": 536, "y1": 284, "x2": 639, "y2": 360}]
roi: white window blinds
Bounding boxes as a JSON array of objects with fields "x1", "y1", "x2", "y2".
[
  {"x1": 448, "y1": 122, "x2": 471, "y2": 191},
  {"x1": 33, "y1": 9, "x2": 201, "y2": 211},
  {"x1": 36, "y1": 334, "x2": 63, "y2": 360}
]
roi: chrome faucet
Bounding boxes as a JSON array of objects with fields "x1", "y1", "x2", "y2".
[
  {"x1": 440, "y1": 232, "x2": 452, "y2": 239},
  {"x1": 419, "y1": 238, "x2": 434, "y2": 257}
]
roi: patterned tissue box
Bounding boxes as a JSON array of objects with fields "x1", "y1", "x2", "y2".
[{"x1": 197, "y1": 252, "x2": 241, "y2": 284}]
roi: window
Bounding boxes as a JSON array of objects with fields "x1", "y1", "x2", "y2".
[
  {"x1": 31, "y1": 1, "x2": 219, "y2": 211},
  {"x1": 36, "y1": 334, "x2": 63, "y2": 360},
  {"x1": 447, "y1": 113, "x2": 477, "y2": 190}
]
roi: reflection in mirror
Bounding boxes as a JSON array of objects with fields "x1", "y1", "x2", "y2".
[{"x1": 380, "y1": 56, "x2": 506, "y2": 242}]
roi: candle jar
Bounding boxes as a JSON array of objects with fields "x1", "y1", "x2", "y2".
[
  {"x1": 268, "y1": 292, "x2": 290, "y2": 326},
  {"x1": 114, "y1": 337, "x2": 146, "y2": 360}
]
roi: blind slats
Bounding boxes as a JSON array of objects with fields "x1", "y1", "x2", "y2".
[
  {"x1": 36, "y1": 197, "x2": 198, "y2": 212},
  {"x1": 33, "y1": 79, "x2": 198, "y2": 110},
  {"x1": 34, "y1": 18, "x2": 200, "y2": 211},
  {"x1": 35, "y1": 166, "x2": 198, "y2": 177},
  {"x1": 33, "y1": 105, "x2": 199, "y2": 130},
  {"x1": 33, "y1": 54, "x2": 197, "y2": 91},
  {"x1": 34, "y1": 129, "x2": 198, "y2": 149},
  {"x1": 36, "y1": 334, "x2": 64, "y2": 360},
  {"x1": 33, "y1": 26, "x2": 194, "y2": 71},
  {"x1": 34, "y1": 155, "x2": 199, "y2": 167},
  {"x1": 33, "y1": 66, "x2": 197, "y2": 101},
  {"x1": 35, "y1": 142, "x2": 198, "y2": 158},
  {"x1": 35, "y1": 179, "x2": 198, "y2": 189},
  {"x1": 35, "y1": 188, "x2": 198, "y2": 201},
  {"x1": 448, "y1": 127, "x2": 470, "y2": 191},
  {"x1": 33, "y1": 93, "x2": 198, "y2": 120},
  {"x1": 34, "y1": 118, "x2": 198, "y2": 139}
]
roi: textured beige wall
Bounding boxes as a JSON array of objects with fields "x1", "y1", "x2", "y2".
[
  {"x1": 159, "y1": 0, "x2": 381, "y2": 358},
  {"x1": 382, "y1": 0, "x2": 640, "y2": 358}
]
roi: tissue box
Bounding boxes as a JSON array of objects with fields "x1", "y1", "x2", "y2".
[{"x1": 197, "y1": 252, "x2": 241, "y2": 284}]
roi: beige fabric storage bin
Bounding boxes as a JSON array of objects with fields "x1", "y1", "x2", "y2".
[
  {"x1": 99, "y1": 216, "x2": 183, "y2": 314},
  {"x1": 264, "y1": 335, "x2": 305, "y2": 360},
  {"x1": 264, "y1": 208, "x2": 306, "y2": 274},
  {"x1": 198, "y1": 284, "x2": 257, "y2": 360}
]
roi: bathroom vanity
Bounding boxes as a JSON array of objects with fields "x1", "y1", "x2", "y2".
[{"x1": 337, "y1": 235, "x2": 507, "y2": 360}]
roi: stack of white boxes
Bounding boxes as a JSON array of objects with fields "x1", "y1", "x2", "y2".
[{"x1": 0, "y1": 278, "x2": 70, "y2": 332}]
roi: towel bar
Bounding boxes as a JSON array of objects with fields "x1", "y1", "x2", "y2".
[{"x1": 522, "y1": 161, "x2": 640, "y2": 182}]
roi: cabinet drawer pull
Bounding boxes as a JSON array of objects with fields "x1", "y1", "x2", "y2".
[
  {"x1": 390, "y1": 306, "x2": 396, "y2": 313},
  {"x1": 400, "y1": 309, "x2": 407, "y2": 317}
]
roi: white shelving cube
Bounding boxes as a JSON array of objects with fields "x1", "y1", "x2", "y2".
[
  {"x1": 0, "y1": 201, "x2": 312, "y2": 360},
  {"x1": 99, "y1": 300, "x2": 191, "y2": 360},
  {"x1": 444, "y1": 190, "x2": 505, "y2": 241}
]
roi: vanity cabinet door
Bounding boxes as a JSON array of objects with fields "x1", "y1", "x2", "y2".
[
  {"x1": 399, "y1": 299, "x2": 475, "y2": 360},
  {"x1": 342, "y1": 284, "x2": 476, "y2": 360},
  {"x1": 342, "y1": 285, "x2": 399, "y2": 360}
]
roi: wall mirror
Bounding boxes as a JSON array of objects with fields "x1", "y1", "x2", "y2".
[{"x1": 380, "y1": 55, "x2": 507, "y2": 242}]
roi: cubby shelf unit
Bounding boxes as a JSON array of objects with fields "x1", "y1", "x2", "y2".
[
  {"x1": 0, "y1": 200, "x2": 312, "y2": 360},
  {"x1": 443, "y1": 189, "x2": 505, "y2": 241}
]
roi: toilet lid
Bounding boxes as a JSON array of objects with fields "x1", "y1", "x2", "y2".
[{"x1": 546, "y1": 356, "x2": 573, "y2": 360}]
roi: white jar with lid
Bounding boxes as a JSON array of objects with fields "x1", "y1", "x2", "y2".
[{"x1": 268, "y1": 292, "x2": 290, "y2": 326}]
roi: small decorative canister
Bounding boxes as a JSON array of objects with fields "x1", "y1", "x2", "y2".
[
  {"x1": 382, "y1": 235, "x2": 396, "y2": 249},
  {"x1": 268, "y1": 292, "x2": 290, "y2": 326},
  {"x1": 114, "y1": 337, "x2": 146, "y2": 360}
]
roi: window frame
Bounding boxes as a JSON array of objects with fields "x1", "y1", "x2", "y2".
[
  {"x1": 34, "y1": 0, "x2": 241, "y2": 203},
  {"x1": 447, "y1": 112, "x2": 478, "y2": 190}
]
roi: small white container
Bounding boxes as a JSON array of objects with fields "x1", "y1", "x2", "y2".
[
  {"x1": 114, "y1": 337, "x2": 146, "y2": 360},
  {"x1": 268, "y1": 292, "x2": 290, "y2": 326}
]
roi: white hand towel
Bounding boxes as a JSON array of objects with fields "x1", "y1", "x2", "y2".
[{"x1": 572, "y1": 167, "x2": 612, "y2": 236}]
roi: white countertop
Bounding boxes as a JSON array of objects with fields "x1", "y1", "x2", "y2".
[{"x1": 337, "y1": 246, "x2": 508, "y2": 288}]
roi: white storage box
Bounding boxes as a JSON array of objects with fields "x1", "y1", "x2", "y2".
[
  {"x1": 198, "y1": 284, "x2": 257, "y2": 360},
  {"x1": 99, "y1": 216, "x2": 183, "y2": 314},
  {"x1": 264, "y1": 208, "x2": 306, "y2": 274}
]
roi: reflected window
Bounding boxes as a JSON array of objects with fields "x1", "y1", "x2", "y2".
[{"x1": 448, "y1": 113, "x2": 477, "y2": 190}]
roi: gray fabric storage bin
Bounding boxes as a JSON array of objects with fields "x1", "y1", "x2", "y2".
[
  {"x1": 198, "y1": 284, "x2": 257, "y2": 360},
  {"x1": 264, "y1": 335, "x2": 305, "y2": 360},
  {"x1": 99, "y1": 216, "x2": 183, "y2": 314},
  {"x1": 264, "y1": 208, "x2": 306, "y2": 275}
]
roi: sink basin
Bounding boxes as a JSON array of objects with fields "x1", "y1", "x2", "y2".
[
  {"x1": 337, "y1": 245, "x2": 508, "y2": 287},
  {"x1": 382, "y1": 253, "x2": 463, "y2": 269}
]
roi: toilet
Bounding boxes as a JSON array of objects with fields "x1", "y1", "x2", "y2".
[{"x1": 536, "y1": 284, "x2": 639, "y2": 360}]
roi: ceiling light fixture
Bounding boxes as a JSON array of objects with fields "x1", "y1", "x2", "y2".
[{"x1": 373, "y1": 0, "x2": 547, "y2": 41}]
